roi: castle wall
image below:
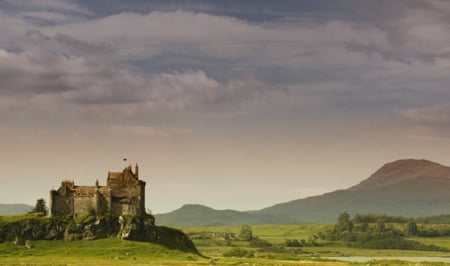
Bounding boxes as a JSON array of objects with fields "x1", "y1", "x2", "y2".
[
  {"x1": 95, "y1": 188, "x2": 111, "y2": 215},
  {"x1": 73, "y1": 193, "x2": 96, "y2": 217}
]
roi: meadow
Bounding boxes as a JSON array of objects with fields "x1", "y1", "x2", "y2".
[
  {"x1": 3, "y1": 221, "x2": 450, "y2": 265},
  {"x1": 180, "y1": 223, "x2": 450, "y2": 265}
]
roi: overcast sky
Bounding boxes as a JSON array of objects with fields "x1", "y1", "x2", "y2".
[{"x1": 2, "y1": 0, "x2": 450, "y2": 213}]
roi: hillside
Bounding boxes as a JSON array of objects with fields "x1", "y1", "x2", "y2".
[
  {"x1": 257, "y1": 176, "x2": 450, "y2": 222},
  {"x1": 156, "y1": 159, "x2": 450, "y2": 226},
  {"x1": 155, "y1": 204, "x2": 295, "y2": 227},
  {"x1": 0, "y1": 213, "x2": 198, "y2": 254},
  {"x1": 0, "y1": 204, "x2": 33, "y2": 215},
  {"x1": 0, "y1": 238, "x2": 203, "y2": 265}
]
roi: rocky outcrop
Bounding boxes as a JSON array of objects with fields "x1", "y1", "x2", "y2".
[
  {"x1": 118, "y1": 215, "x2": 197, "y2": 253},
  {"x1": 0, "y1": 214, "x2": 198, "y2": 254},
  {"x1": 64, "y1": 215, "x2": 121, "y2": 241},
  {"x1": 0, "y1": 216, "x2": 69, "y2": 244}
]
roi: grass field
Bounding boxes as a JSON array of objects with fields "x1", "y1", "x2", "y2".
[
  {"x1": 0, "y1": 238, "x2": 353, "y2": 265},
  {"x1": 3, "y1": 223, "x2": 450, "y2": 265},
  {"x1": 0, "y1": 238, "x2": 204, "y2": 265},
  {"x1": 180, "y1": 224, "x2": 450, "y2": 264},
  {"x1": 0, "y1": 213, "x2": 48, "y2": 225}
]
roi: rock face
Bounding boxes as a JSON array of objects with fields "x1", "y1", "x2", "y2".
[
  {"x1": 118, "y1": 215, "x2": 197, "y2": 252},
  {"x1": 349, "y1": 159, "x2": 450, "y2": 191},
  {"x1": 0, "y1": 214, "x2": 198, "y2": 254},
  {"x1": 0, "y1": 216, "x2": 68, "y2": 244}
]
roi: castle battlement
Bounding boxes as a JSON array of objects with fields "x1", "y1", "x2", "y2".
[{"x1": 49, "y1": 164, "x2": 146, "y2": 217}]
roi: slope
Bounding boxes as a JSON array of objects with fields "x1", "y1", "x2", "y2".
[{"x1": 257, "y1": 175, "x2": 450, "y2": 223}]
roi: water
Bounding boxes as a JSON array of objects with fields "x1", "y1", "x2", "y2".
[{"x1": 326, "y1": 256, "x2": 450, "y2": 263}]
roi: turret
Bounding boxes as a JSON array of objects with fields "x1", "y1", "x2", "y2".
[{"x1": 135, "y1": 163, "x2": 139, "y2": 179}]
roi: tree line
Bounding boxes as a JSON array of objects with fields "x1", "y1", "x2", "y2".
[{"x1": 319, "y1": 212, "x2": 448, "y2": 251}]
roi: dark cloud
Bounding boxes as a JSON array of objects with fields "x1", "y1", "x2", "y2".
[
  {"x1": 0, "y1": 49, "x2": 76, "y2": 95},
  {"x1": 1, "y1": 0, "x2": 449, "y2": 125}
]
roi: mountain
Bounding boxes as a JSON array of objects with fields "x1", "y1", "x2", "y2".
[
  {"x1": 349, "y1": 159, "x2": 450, "y2": 191},
  {"x1": 155, "y1": 159, "x2": 450, "y2": 226},
  {"x1": 0, "y1": 204, "x2": 33, "y2": 215},
  {"x1": 155, "y1": 204, "x2": 295, "y2": 227}
]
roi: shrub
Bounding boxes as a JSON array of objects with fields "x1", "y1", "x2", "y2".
[
  {"x1": 223, "y1": 248, "x2": 254, "y2": 258},
  {"x1": 285, "y1": 239, "x2": 302, "y2": 247},
  {"x1": 249, "y1": 237, "x2": 272, "y2": 248}
]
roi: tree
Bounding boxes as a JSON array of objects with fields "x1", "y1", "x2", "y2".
[
  {"x1": 376, "y1": 219, "x2": 386, "y2": 233},
  {"x1": 407, "y1": 222, "x2": 418, "y2": 236},
  {"x1": 239, "y1": 225, "x2": 253, "y2": 241},
  {"x1": 31, "y1": 198, "x2": 48, "y2": 216},
  {"x1": 335, "y1": 212, "x2": 353, "y2": 233}
]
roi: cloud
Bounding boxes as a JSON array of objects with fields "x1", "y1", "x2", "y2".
[
  {"x1": 0, "y1": 0, "x2": 89, "y2": 27},
  {"x1": 2, "y1": 4, "x2": 450, "y2": 133},
  {"x1": 0, "y1": 40, "x2": 286, "y2": 124},
  {"x1": 3, "y1": 0, "x2": 88, "y2": 14},
  {"x1": 345, "y1": 1, "x2": 450, "y2": 63},
  {"x1": 384, "y1": 104, "x2": 450, "y2": 141},
  {"x1": 109, "y1": 125, "x2": 192, "y2": 137},
  {"x1": 43, "y1": 10, "x2": 375, "y2": 67},
  {"x1": 399, "y1": 104, "x2": 450, "y2": 125},
  {"x1": 0, "y1": 48, "x2": 77, "y2": 95}
]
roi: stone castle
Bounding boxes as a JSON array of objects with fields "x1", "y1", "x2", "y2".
[{"x1": 49, "y1": 164, "x2": 146, "y2": 217}]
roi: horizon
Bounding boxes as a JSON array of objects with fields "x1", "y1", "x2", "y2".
[
  {"x1": 2, "y1": 0, "x2": 450, "y2": 214},
  {"x1": 2, "y1": 157, "x2": 446, "y2": 214}
]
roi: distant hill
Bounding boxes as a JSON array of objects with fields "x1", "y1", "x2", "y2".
[
  {"x1": 155, "y1": 204, "x2": 295, "y2": 227},
  {"x1": 0, "y1": 204, "x2": 33, "y2": 215},
  {"x1": 349, "y1": 159, "x2": 450, "y2": 191},
  {"x1": 156, "y1": 159, "x2": 450, "y2": 226}
]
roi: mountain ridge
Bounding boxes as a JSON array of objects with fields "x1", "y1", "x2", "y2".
[
  {"x1": 156, "y1": 159, "x2": 450, "y2": 226},
  {"x1": 0, "y1": 204, "x2": 33, "y2": 215}
]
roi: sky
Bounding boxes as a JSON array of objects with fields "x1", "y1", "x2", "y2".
[{"x1": 2, "y1": 0, "x2": 450, "y2": 214}]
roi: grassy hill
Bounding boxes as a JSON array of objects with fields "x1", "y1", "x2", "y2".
[
  {"x1": 0, "y1": 204, "x2": 32, "y2": 215},
  {"x1": 0, "y1": 238, "x2": 203, "y2": 265}
]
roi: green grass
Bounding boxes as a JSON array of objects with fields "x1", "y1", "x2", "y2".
[
  {"x1": 180, "y1": 223, "x2": 450, "y2": 264},
  {"x1": 3, "y1": 222, "x2": 450, "y2": 265},
  {"x1": 0, "y1": 238, "x2": 354, "y2": 265},
  {"x1": 0, "y1": 213, "x2": 48, "y2": 225},
  {"x1": 0, "y1": 238, "x2": 205, "y2": 265},
  {"x1": 251, "y1": 224, "x2": 332, "y2": 244}
]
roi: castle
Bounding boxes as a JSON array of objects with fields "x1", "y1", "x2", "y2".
[{"x1": 49, "y1": 164, "x2": 146, "y2": 217}]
